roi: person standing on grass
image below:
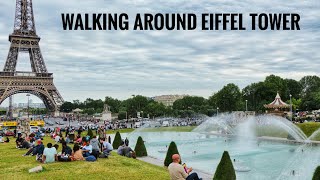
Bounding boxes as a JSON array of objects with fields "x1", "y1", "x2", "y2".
[
  {"x1": 42, "y1": 143, "x2": 57, "y2": 163},
  {"x1": 168, "y1": 154, "x2": 202, "y2": 180}
]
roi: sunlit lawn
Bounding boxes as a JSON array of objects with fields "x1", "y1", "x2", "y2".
[
  {"x1": 296, "y1": 122, "x2": 320, "y2": 140},
  {"x1": 0, "y1": 136, "x2": 169, "y2": 180}
]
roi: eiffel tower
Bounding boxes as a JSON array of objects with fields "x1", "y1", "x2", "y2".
[{"x1": 0, "y1": 0, "x2": 64, "y2": 115}]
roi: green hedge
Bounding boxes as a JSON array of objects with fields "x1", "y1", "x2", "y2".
[
  {"x1": 164, "y1": 141, "x2": 180, "y2": 167},
  {"x1": 112, "y1": 131, "x2": 122, "y2": 149},
  {"x1": 213, "y1": 151, "x2": 236, "y2": 180},
  {"x1": 313, "y1": 166, "x2": 320, "y2": 180},
  {"x1": 134, "y1": 136, "x2": 148, "y2": 157}
]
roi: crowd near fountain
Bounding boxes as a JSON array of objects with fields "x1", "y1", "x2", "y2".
[{"x1": 121, "y1": 113, "x2": 320, "y2": 180}]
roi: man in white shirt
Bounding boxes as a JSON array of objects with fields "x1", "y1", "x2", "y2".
[
  {"x1": 42, "y1": 143, "x2": 57, "y2": 163},
  {"x1": 168, "y1": 154, "x2": 201, "y2": 180},
  {"x1": 54, "y1": 135, "x2": 60, "y2": 143}
]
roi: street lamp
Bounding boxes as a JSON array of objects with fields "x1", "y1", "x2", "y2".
[
  {"x1": 26, "y1": 94, "x2": 30, "y2": 119},
  {"x1": 290, "y1": 94, "x2": 292, "y2": 121},
  {"x1": 245, "y1": 100, "x2": 248, "y2": 112},
  {"x1": 216, "y1": 107, "x2": 219, "y2": 116}
]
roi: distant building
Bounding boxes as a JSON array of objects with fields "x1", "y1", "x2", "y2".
[
  {"x1": 152, "y1": 94, "x2": 188, "y2": 106},
  {"x1": 17, "y1": 100, "x2": 46, "y2": 109}
]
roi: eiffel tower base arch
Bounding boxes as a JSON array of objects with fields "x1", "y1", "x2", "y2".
[{"x1": 0, "y1": 72, "x2": 63, "y2": 113}]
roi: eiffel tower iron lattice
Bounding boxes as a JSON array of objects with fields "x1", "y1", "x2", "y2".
[{"x1": 0, "y1": 0, "x2": 64, "y2": 114}]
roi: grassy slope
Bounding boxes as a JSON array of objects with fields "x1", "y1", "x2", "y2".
[
  {"x1": 296, "y1": 122, "x2": 320, "y2": 138},
  {"x1": 0, "y1": 137, "x2": 169, "y2": 180}
]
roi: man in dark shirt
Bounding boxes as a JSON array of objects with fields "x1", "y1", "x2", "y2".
[{"x1": 62, "y1": 142, "x2": 72, "y2": 155}]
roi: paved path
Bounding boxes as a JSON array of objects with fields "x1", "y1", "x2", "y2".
[{"x1": 137, "y1": 156, "x2": 213, "y2": 180}]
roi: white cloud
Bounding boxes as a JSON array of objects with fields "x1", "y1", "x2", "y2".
[{"x1": 0, "y1": 0, "x2": 319, "y2": 105}]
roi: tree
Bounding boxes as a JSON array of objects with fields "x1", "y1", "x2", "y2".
[
  {"x1": 122, "y1": 95, "x2": 150, "y2": 118},
  {"x1": 145, "y1": 102, "x2": 166, "y2": 117},
  {"x1": 211, "y1": 83, "x2": 242, "y2": 112},
  {"x1": 284, "y1": 78, "x2": 302, "y2": 99},
  {"x1": 134, "y1": 136, "x2": 148, "y2": 157},
  {"x1": 105, "y1": 96, "x2": 122, "y2": 113},
  {"x1": 118, "y1": 111, "x2": 127, "y2": 120},
  {"x1": 112, "y1": 131, "x2": 122, "y2": 149},
  {"x1": 87, "y1": 128, "x2": 93, "y2": 139},
  {"x1": 312, "y1": 166, "x2": 320, "y2": 180},
  {"x1": 60, "y1": 102, "x2": 74, "y2": 113},
  {"x1": 164, "y1": 141, "x2": 180, "y2": 167},
  {"x1": 300, "y1": 76, "x2": 320, "y2": 110},
  {"x1": 213, "y1": 151, "x2": 236, "y2": 180}
]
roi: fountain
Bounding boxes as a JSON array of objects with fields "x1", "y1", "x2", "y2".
[{"x1": 122, "y1": 113, "x2": 320, "y2": 180}]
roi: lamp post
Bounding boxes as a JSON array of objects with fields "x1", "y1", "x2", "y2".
[
  {"x1": 245, "y1": 100, "x2": 248, "y2": 112},
  {"x1": 290, "y1": 94, "x2": 292, "y2": 121},
  {"x1": 216, "y1": 107, "x2": 219, "y2": 116},
  {"x1": 26, "y1": 94, "x2": 30, "y2": 119}
]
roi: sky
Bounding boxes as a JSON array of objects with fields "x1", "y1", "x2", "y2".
[{"x1": 0, "y1": 0, "x2": 319, "y2": 106}]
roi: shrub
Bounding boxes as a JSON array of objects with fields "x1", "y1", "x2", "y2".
[
  {"x1": 134, "y1": 136, "x2": 148, "y2": 157},
  {"x1": 312, "y1": 166, "x2": 320, "y2": 180},
  {"x1": 213, "y1": 151, "x2": 236, "y2": 180},
  {"x1": 164, "y1": 141, "x2": 180, "y2": 167},
  {"x1": 87, "y1": 128, "x2": 93, "y2": 139},
  {"x1": 112, "y1": 131, "x2": 122, "y2": 149}
]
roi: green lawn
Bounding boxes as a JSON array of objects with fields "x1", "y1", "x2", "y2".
[
  {"x1": 80, "y1": 126, "x2": 196, "y2": 136},
  {"x1": 296, "y1": 122, "x2": 320, "y2": 140},
  {"x1": 140, "y1": 126, "x2": 196, "y2": 132},
  {"x1": 0, "y1": 137, "x2": 169, "y2": 180}
]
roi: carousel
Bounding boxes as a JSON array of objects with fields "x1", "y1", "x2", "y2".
[{"x1": 264, "y1": 92, "x2": 290, "y2": 116}]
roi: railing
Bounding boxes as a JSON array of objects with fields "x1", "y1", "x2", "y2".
[{"x1": 0, "y1": 71, "x2": 53, "y2": 78}]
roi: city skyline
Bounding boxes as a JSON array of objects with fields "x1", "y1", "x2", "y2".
[{"x1": 0, "y1": 0, "x2": 319, "y2": 105}]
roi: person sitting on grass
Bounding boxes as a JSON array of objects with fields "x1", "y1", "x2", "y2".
[
  {"x1": 168, "y1": 154, "x2": 202, "y2": 180},
  {"x1": 54, "y1": 134, "x2": 60, "y2": 143},
  {"x1": 100, "y1": 138, "x2": 113, "y2": 156},
  {"x1": 71, "y1": 144, "x2": 85, "y2": 161},
  {"x1": 4, "y1": 136, "x2": 9, "y2": 143},
  {"x1": 75, "y1": 135, "x2": 82, "y2": 143},
  {"x1": 57, "y1": 142, "x2": 72, "y2": 162},
  {"x1": 18, "y1": 138, "x2": 31, "y2": 149},
  {"x1": 65, "y1": 135, "x2": 71, "y2": 144},
  {"x1": 90, "y1": 136, "x2": 100, "y2": 159},
  {"x1": 42, "y1": 143, "x2": 57, "y2": 163},
  {"x1": 117, "y1": 141, "x2": 136, "y2": 159},
  {"x1": 15, "y1": 135, "x2": 23, "y2": 148},
  {"x1": 23, "y1": 139, "x2": 44, "y2": 157},
  {"x1": 62, "y1": 142, "x2": 72, "y2": 156},
  {"x1": 82, "y1": 140, "x2": 93, "y2": 157}
]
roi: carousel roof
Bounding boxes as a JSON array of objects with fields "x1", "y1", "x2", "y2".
[
  {"x1": 264, "y1": 92, "x2": 290, "y2": 109},
  {"x1": 72, "y1": 108, "x2": 83, "y2": 112}
]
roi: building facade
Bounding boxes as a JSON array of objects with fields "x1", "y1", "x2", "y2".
[{"x1": 152, "y1": 94, "x2": 188, "y2": 106}]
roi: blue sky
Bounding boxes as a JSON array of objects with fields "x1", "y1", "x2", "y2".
[{"x1": 0, "y1": 0, "x2": 319, "y2": 105}]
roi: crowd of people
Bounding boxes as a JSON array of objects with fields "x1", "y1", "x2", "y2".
[
  {"x1": 7, "y1": 126, "x2": 203, "y2": 180},
  {"x1": 15, "y1": 127, "x2": 138, "y2": 165}
]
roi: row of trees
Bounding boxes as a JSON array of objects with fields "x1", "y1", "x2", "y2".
[{"x1": 60, "y1": 75, "x2": 320, "y2": 117}]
